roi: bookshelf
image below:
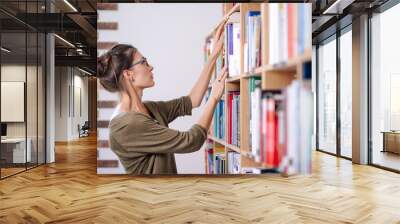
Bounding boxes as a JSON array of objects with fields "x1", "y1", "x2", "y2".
[{"x1": 204, "y1": 3, "x2": 312, "y2": 175}]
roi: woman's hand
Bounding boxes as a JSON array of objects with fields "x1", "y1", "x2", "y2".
[
  {"x1": 196, "y1": 66, "x2": 228, "y2": 131},
  {"x1": 211, "y1": 18, "x2": 228, "y2": 58},
  {"x1": 188, "y1": 19, "x2": 229, "y2": 108},
  {"x1": 210, "y1": 66, "x2": 228, "y2": 101}
]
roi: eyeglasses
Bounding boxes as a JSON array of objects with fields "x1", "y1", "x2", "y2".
[{"x1": 128, "y1": 57, "x2": 149, "y2": 69}]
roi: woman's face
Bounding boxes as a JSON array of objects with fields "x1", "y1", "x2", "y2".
[{"x1": 129, "y1": 51, "x2": 155, "y2": 88}]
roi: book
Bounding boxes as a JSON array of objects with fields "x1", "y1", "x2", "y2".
[
  {"x1": 213, "y1": 99, "x2": 225, "y2": 140},
  {"x1": 227, "y1": 151, "x2": 241, "y2": 174},
  {"x1": 261, "y1": 92, "x2": 283, "y2": 168},
  {"x1": 205, "y1": 139, "x2": 214, "y2": 174},
  {"x1": 268, "y1": 3, "x2": 311, "y2": 65},
  {"x1": 278, "y1": 79, "x2": 313, "y2": 175},
  {"x1": 214, "y1": 145, "x2": 225, "y2": 174},
  {"x1": 249, "y1": 77, "x2": 262, "y2": 161},
  {"x1": 245, "y1": 11, "x2": 261, "y2": 72},
  {"x1": 225, "y1": 12, "x2": 241, "y2": 76},
  {"x1": 227, "y1": 91, "x2": 240, "y2": 146}
]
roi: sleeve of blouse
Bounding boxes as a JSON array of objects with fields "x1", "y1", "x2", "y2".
[
  {"x1": 112, "y1": 114, "x2": 207, "y2": 154},
  {"x1": 153, "y1": 95, "x2": 193, "y2": 123}
]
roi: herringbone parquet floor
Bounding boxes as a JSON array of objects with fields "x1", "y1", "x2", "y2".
[{"x1": 0, "y1": 135, "x2": 400, "y2": 224}]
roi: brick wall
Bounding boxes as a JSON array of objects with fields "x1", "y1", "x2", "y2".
[{"x1": 97, "y1": 3, "x2": 125, "y2": 174}]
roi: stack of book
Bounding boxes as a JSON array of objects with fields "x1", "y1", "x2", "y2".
[
  {"x1": 213, "y1": 99, "x2": 225, "y2": 140},
  {"x1": 245, "y1": 11, "x2": 261, "y2": 72},
  {"x1": 227, "y1": 91, "x2": 240, "y2": 146},
  {"x1": 227, "y1": 151, "x2": 241, "y2": 174},
  {"x1": 268, "y1": 4, "x2": 312, "y2": 65},
  {"x1": 225, "y1": 12, "x2": 241, "y2": 76}
]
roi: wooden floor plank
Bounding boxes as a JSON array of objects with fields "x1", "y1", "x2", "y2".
[{"x1": 0, "y1": 135, "x2": 399, "y2": 223}]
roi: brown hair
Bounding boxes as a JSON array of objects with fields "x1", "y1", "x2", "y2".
[{"x1": 97, "y1": 44, "x2": 137, "y2": 92}]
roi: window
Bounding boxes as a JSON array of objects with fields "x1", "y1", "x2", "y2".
[
  {"x1": 317, "y1": 36, "x2": 337, "y2": 154},
  {"x1": 370, "y1": 2, "x2": 400, "y2": 171},
  {"x1": 339, "y1": 27, "x2": 352, "y2": 158}
]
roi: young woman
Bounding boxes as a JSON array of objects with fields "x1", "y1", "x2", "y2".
[{"x1": 97, "y1": 22, "x2": 228, "y2": 175}]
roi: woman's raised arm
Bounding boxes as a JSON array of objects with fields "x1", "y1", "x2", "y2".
[{"x1": 189, "y1": 20, "x2": 227, "y2": 108}]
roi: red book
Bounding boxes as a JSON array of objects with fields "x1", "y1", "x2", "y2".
[
  {"x1": 265, "y1": 98, "x2": 275, "y2": 167},
  {"x1": 273, "y1": 111, "x2": 280, "y2": 167}
]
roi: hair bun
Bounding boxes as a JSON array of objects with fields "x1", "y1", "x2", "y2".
[{"x1": 97, "y1": 54, "x2": 110, "y2": 78}]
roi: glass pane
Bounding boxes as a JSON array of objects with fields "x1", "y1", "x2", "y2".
[
  {"x1": 317, "y1": 37, "x2": 337, "y2": 154},
  {"x1": 340, "y1": 29, "x2": 352, "y2": 158},
  {"x1": 27, "y1": 31, "x2": 38, "y2": 169},
  {"x1": 38, "y1": 32, "x2": 45, "y2": 165},
  {"x1": 1, "y1": 30, "x2": 27, "y2": 177},
  {"x1": 371, "y1": 4, "x2": 400, "y2": 171}
]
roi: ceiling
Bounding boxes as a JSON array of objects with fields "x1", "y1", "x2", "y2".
[
  {"x1": 0, "y1": 0, "x2": 96, "y2": 74},
  {"x1": 311, "y1": 0, "x2": 390, "y2": 43}
]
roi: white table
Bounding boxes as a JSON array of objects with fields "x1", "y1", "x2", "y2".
[{"x1": 1, "y1": 138, "x2": 32, "y2": 163}]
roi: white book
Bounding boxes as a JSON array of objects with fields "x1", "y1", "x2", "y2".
[
  {"x1": 254, "y1": 16, "x2": 261, "y2": 68},
  {"x1": 282, "y1": 4, "x2": 288, "y2": 62},
  {"x1": 286, "y1": 81, "x2": 300, "y2": 174},
  {"x1": 299, "y1": 84, "x2": 313, "y2": 174},
  {"x1": 269, "y1": 4, "x2": 278, "y2": 65},
  {"x1": 304, "y1": 4, "x2": 312, "y2": 51},
  {"x1": 232, "y1": 23, "x2": 241, "y2": 76},
  {"x1": 277, "y1": 3, "x2": 287, "y2": 63},
  {"x1": 252, "y1": 81, "x2": 261, "y2": 162}
]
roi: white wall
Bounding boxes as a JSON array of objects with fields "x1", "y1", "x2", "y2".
[
  {"x1": 54, "y1": 67, "x2": 89, "y2": 141},
  {"x1": 98, "y1": 3, "x2": 222, "y2": 174}
]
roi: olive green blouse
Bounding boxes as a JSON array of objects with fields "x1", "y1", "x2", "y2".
[{"x1": 108, "y1": 96, "x2": 207, "y2": 175}]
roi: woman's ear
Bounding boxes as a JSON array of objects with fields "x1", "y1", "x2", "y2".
[
  {"x1": 122, "y1": 70, "x2": 130, "y2": 81},
  {"x1": 123, "y1": 70, "x2": 135, "y2": 83}
]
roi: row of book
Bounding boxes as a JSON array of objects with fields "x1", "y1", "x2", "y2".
[
  {"x1": 205, "y1": 142, "x2": 226, "y2": 174},
  {"x1": 248, "y1": 76, "x2": 313, "y2": 174},
  {"x1": 223, "y1": 4, "x2": 312, "y2": 75},
  {"x1": 227, "y1": 91, "x2": 240, "y2": 146},
  {"x1": 268, "y1": 4, "x2": 312, "y2": 65},
  {"x1": 245, "y1": 11, "x2": 261, "y2": 72},
  {"x1": 205, "y1": 141, "x2": 278, "y2": 174},
  {"x1": 204, "y1": 141, "x2": 241, "y2": 174}
]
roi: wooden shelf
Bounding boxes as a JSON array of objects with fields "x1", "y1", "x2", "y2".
[
  {"x1": 226, "y1": 75, "x2": 243, "y2": 83},
  {"x1": 204, "y1": 3, "x2": 312, "y2": 175},
  {"x1": 207, "y1": 135, "x2": 226, "y2": 146},
  {"x1": 225, "y1": 143, "x2": 241, "y2": 153},
  {"x1": 256, "y1": 51, "x2": 312, "y2": 74}
]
